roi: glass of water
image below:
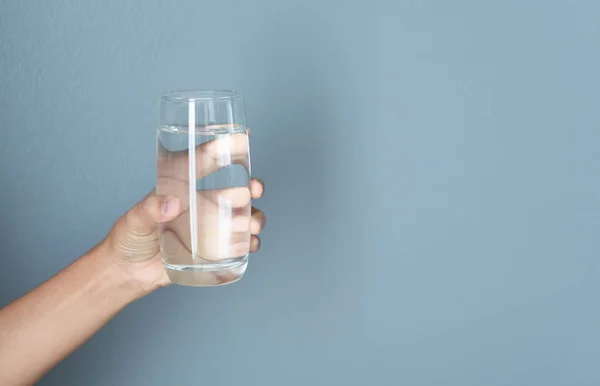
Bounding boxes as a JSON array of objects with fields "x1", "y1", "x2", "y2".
[{"x1": 156, "y1": 90, "x2": 251, "y2": 286}]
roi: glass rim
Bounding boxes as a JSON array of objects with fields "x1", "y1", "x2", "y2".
[{"x1": 161, "y1": 89, "x2": 242, "y2": 102}]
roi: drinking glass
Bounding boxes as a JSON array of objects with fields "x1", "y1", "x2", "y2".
[{"x1": 156, "y1": 90, "x2": 251, "y2": 286}]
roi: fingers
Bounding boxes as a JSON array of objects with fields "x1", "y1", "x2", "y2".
[
  {"x1": 250, "y1": 235, "x2": 261, "y2": 253},
  {"x1": 198, "y1": 186, "x2": 251, "y2": 209},
  {"x1": 250, "y1": 207, "x2": 266, "y2": 235},
  {"x1": 126, "y1": 193, "x2": 182, "y2": 236},
  {"x1": 158, "y1": 132, "x2": 249, "y2": 181},
  {"x1": 250, "y1": 178, "x2": 264, "y2": 199},
  {"x1": 196, "y1": 178, "x2": 263, "y2": 209},
  {"x1": 162, "y1": 202, "x2": 263, "y2": 261}
]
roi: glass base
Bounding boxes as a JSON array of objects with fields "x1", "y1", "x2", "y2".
[{"x1": 163, "y1": 255, "x2": 248, "y2": 287}]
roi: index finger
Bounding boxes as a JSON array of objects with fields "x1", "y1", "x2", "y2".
[{"x1": 157, "y1": 125, "x2": 250, "y2": 181}]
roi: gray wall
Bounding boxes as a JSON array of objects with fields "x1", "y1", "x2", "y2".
[{"x1": 1, "y1": 0, "x2": 600, "y2": 385}]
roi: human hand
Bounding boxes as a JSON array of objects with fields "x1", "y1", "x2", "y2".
[{"x1": 103, "y1": 131, "x2": 265, "y2": 293}]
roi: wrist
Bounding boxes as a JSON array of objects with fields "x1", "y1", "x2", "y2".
[
  {"x1": 99, "y1": 236, "x2": 169, "y2": 297},
  {"x1": 92, "y1": 241, "x2": 155, "y2": 301}
]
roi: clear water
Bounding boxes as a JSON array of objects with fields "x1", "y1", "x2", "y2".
[{"x1": 156, "y1": 125, "x2": 251, "y2": 286}]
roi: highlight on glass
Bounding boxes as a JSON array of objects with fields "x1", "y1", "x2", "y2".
[{"x1": 156, "y1": 90, "x2": 251, "y2": 286}]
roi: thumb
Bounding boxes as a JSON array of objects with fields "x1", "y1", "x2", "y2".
[{"x1": 125, "y1": 194, "x2": 182, "y2": 235}]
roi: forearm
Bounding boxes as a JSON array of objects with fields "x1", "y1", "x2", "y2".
[{"x1": 0, "y1": 243, "x2": 148, "y2": 385}]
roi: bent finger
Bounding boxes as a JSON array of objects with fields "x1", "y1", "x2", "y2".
[
  {"x1": 250, "y1": 178, "x2": 265, "y2": 199},
  {"x1": 158, "y1": 131, "x2": 249, "y2": 180},
  {"x1": 250, "y1": 235, "x2": 261, "y2": 253},
  {"x1": 126, "y1": 193, "x2": 182, "y2": 236},
  {"x1": 250, "y1": 207, "x2": 266, "y2": 235}
]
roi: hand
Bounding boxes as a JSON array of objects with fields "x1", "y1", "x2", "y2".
[{"x1": 103, "y1": 131, "x2": 265, "y2": 293}]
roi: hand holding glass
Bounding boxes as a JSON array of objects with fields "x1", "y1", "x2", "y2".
[{"x1": 156, "y1": 90, "x2": 252, "y2": 286}]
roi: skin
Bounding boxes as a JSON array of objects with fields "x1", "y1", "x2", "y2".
[
  {"x1": 157, "y1": 130, "x2": 259, "y2": 284},
  {"x1": 0, "y1": 132, "x2": 265, "y2": 385}
]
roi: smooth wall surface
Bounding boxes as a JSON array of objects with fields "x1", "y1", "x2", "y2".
[{"x1": 1, "y1": 1, "x2": 599, "y2": 385}]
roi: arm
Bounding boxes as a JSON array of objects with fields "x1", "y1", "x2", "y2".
[
  {"x1": 0, "y1": 178, "x2": 265, "y2": 385},
  {"x1": 0, "y1": 193, "x2": 179, "y2": 386},
  {"x1": 0, "y1": 243, "x2": 148, "y2": 385}
]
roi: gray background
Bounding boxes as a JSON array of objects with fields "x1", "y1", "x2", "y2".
[{"x1": 1, "y1": 0, "x2": 599, "y2": 385}]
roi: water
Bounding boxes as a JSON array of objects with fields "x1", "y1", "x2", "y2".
[{"x1": 156, "y1": 125, "x2": 251, "y2": 286}]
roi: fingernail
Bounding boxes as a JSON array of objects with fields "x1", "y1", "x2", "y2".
[{"x1": 161, "y1": 197, "x2": 173, "y2": 214}]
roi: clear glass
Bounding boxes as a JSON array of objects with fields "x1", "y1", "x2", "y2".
[{"x1": 156, "y1": 90, "x2": 251, "y2": 286}]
